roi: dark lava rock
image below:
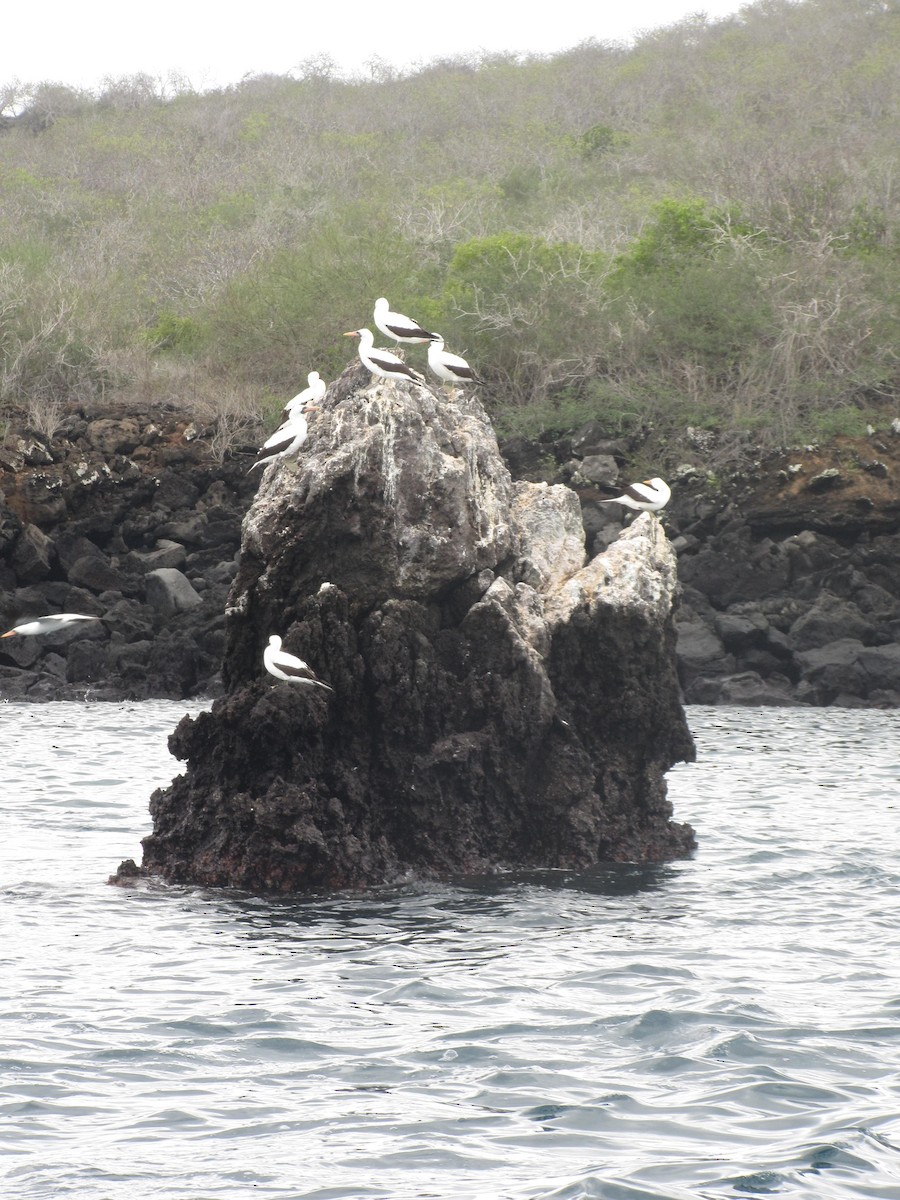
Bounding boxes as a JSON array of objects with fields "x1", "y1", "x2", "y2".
[
  {"x1": 675, "y1": 618, "x2": 735, "y2": 691},
  {"x1": 67, "y1": 553, "x2": 132, "y2": 595},
  {"x1": 788, "y1": 592, "x2": 875, "y2": 651},
  {"x1": 795, "y1": 639, "x2": 869, "y2": 705},
  {"x1": 806, "y1": 468, "x2": 844, "y2": 493},
  {"x1": 577, "y1": 454, "x2": 619, "y2": 486},
  {"x1": 11, "y1": 523, "x2": 55, "y2": 583},
  {"x1": 134, "y1": 368, "x2": 695, "y2": 893},
  {"x1": 679, "y1": 536, "x2": 792, "y2": 606},
  {"x1": 144, "y1": 568, "x2": 203, "y2": 617},
  {"x1": 687, "y1": 670, "x2": 800, "y2": 707},
  {"x1": 667, "y1": 438, "x2": 900, "y2": 707},
  {"x1": 0, "y1": 402, "x2": 257, "y2": 700}
]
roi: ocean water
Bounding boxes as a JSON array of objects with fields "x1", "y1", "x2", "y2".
[{"x1": 1, "y1": 701, "x2": 898, "y2": 1200}]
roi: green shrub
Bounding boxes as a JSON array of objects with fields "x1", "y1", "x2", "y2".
[
  {"x1": 498, "y1": 165, "x2": 542, "y2": 204},
  {"x1": 197, "y1": 192, "x2": 257, "y2": 232},
  {"x1": 806, "y1": 406, "x2": 873, "y2": 441},
  {"x1": 206, "y1": 205, "x2": 443, "y2": 390},
  {"x1": 577, "y1": 124, "x2": 629, "y2": 158},
  {"x1": 143, "y1": 309, "x2": 205, "y2": 353},
  {"x1": 439, "y1": 231, "x2": 607, "y2": 404},
  {"x1": 843, "y1": 201, "x2": 893, "y2": 257},
  {"x1": 631, "y1": 260, "x2": 772, "y2": 370},
  {"x1": 613, "y1": 198, "x2": 760, "y2": 278}
]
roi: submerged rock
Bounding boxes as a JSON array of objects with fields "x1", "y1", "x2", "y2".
[{"x1": 133, "y1": 366, "x2": 695, "y2": 892}]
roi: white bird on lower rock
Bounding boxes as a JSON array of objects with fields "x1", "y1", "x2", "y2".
[
  {"x1": 600, "y1": 477, "x2": 671, "y2": 512},
  {"x1": 249, "y1": 407, "x2": 318, "y2": 474},
  {"x1": 279, "y1": 371, "x2": 326, "y2": 425},
  {"x1": 427, "y1": 336, "x2": 484, "y2": 388},
  {"x1": 263, "y1": 635, "x2": 333, "y2": 690},
  {"x1": 344, "y1": 328, "x2": 425, "y2": 385},
  {"x1": 1, "y1": 613, "x2": 101, "y2": 637},
  {"x1": 373, "y1": 297, "x2": 438, "y2": 349}
]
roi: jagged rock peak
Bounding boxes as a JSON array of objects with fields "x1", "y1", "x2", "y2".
[
  {"x1": 232, "y1": 368, "x2": 520, "y2": 638},
  {"x1": 132, "y1": 365, "x2": 694, "y2": 893}
]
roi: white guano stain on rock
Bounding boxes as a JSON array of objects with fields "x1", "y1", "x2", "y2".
[
  {"x1": 239, "y1": 370, "x2": 678, "y2": 646},
  {"x1": 545, "y1": 513, "x2": 678, "y2": 629}
]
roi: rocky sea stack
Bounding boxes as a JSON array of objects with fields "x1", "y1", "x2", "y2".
[{"x1": 129, "y1": 365, "x2": 695, "y2": 892}]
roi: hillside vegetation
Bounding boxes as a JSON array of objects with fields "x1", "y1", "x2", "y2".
[{"x1": 1, "y1": 0, "x2": 897, "y2": 462}]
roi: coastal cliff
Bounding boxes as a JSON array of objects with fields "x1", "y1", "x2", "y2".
[{"x1": 132, "y1": 366, "x2": 695, "y2": 891}]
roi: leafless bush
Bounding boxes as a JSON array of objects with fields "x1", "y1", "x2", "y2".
[
  {"x1": 187, "y1": 382, "x2": 270, "y2": 464},
  {"x1": 0, "y1": 270, "x2": 106, "y2": 424},
  {"x1": 96, "y1": 73, "x2": 167, "y2": 110},
  {"x1": 23, "y1": 395, "x2": 67, "y2": 439}
]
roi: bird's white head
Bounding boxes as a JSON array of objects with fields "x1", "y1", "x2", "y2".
[
  {"x1": 268, "y1": 634, "x2": 282, "y2": 650},
  {"x1": 644, "y1": 478, "x2": 672, "y2": 507}
]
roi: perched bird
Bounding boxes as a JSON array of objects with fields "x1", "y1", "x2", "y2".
[
  {"x1": 427, "y1": 336, "x2": 484, "y2": 388},
  {"x1": 600, "y1": 478, "x2": 671, "y2": 512},
  {"x1": 263, "y1": 635, "x2": 333, "y2": 690},
  {"x1": 279, "y1": 371, "x2": 326, "y2": 425},
  {"x1": 373, "y1": 297, "x2": 438, "y2": 349},
  {"x1": 1, "y1": 613, "x2": 101, "y2": 638},
  {"x1": 344, "y1": 328, "x2": 425, "y2": 385},
  {"x1": 249, "y1": 408, "x2": 318, "y2": 473}
]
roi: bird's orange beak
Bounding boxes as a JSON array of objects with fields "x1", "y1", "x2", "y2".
[
  {"x1": 344, "y1": 330, "x2": 360, "y2": 338},
  {"x1": 1, "y1": 630, "x2": 16, "y2": 638}
]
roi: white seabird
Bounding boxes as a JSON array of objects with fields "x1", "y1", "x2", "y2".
[
  {"x1": 427, "y1": 336, "x2": 484, "y2": 387},
  {"x1": 249, "y1": 407, "x2": 318, "y2": 473},
  {"x1": 600, "y1": 478, "x2": 671, "y2": 512},
  {"x1": 373, "y1": 297, "x2": 438, "y2": 348},
  {"x1": 279, "y1": 371, "x2": 326, "y2": 425},
  {"x1": 1, "y1": 613, "x2": 101, "y2": 637},
  {"x1": 344, "y1": 328, "x2": 425, "y2": 385},
  {"x1": 263, "y1": 635, "x2": 333, "y2": 690}
]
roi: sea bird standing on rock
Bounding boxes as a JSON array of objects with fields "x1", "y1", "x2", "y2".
[
  {"x1": 263, "y1": 635, "x2": 333, "y2": 690},
  {"x1": 427, "y1": 336, "x2": 484, "y2": 388},
  {"x1": 279, "y1": 371, "x2": 326, "y2": 424},
  {"x1": 249, "y1": 407, "x2": 318, "y2": 473},
  {"x1": 1, "y1": 614, "x2": 101, "y2": 637},
  {"x1": 600, "y1": 478, "x2": 671, "y2": 512},
  {"x1": 373, "y1": 297, "x2": 439, "y2": 350},
  {"x1": 344, "y1": 328, "x2": 425, "y2": 385}
]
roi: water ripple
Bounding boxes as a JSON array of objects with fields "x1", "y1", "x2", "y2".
[{"x1": 1, "y1": 702, "x2": 899, "y2": 1198}]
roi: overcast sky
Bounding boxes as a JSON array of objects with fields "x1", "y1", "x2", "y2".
[{"x1": 5, "y1": 0, "x2": 752, "y2": 93}]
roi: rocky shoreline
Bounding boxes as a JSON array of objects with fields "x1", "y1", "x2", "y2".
[
  {"x1": 2, "y1": 403, "x2": 899, "y2": 707},
  {"x1": 0, "y1": 404, "x2": 256, "y2": 700},
  {"x1": 493, "y1": 423, "x2": 900, "y2": 709}
]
